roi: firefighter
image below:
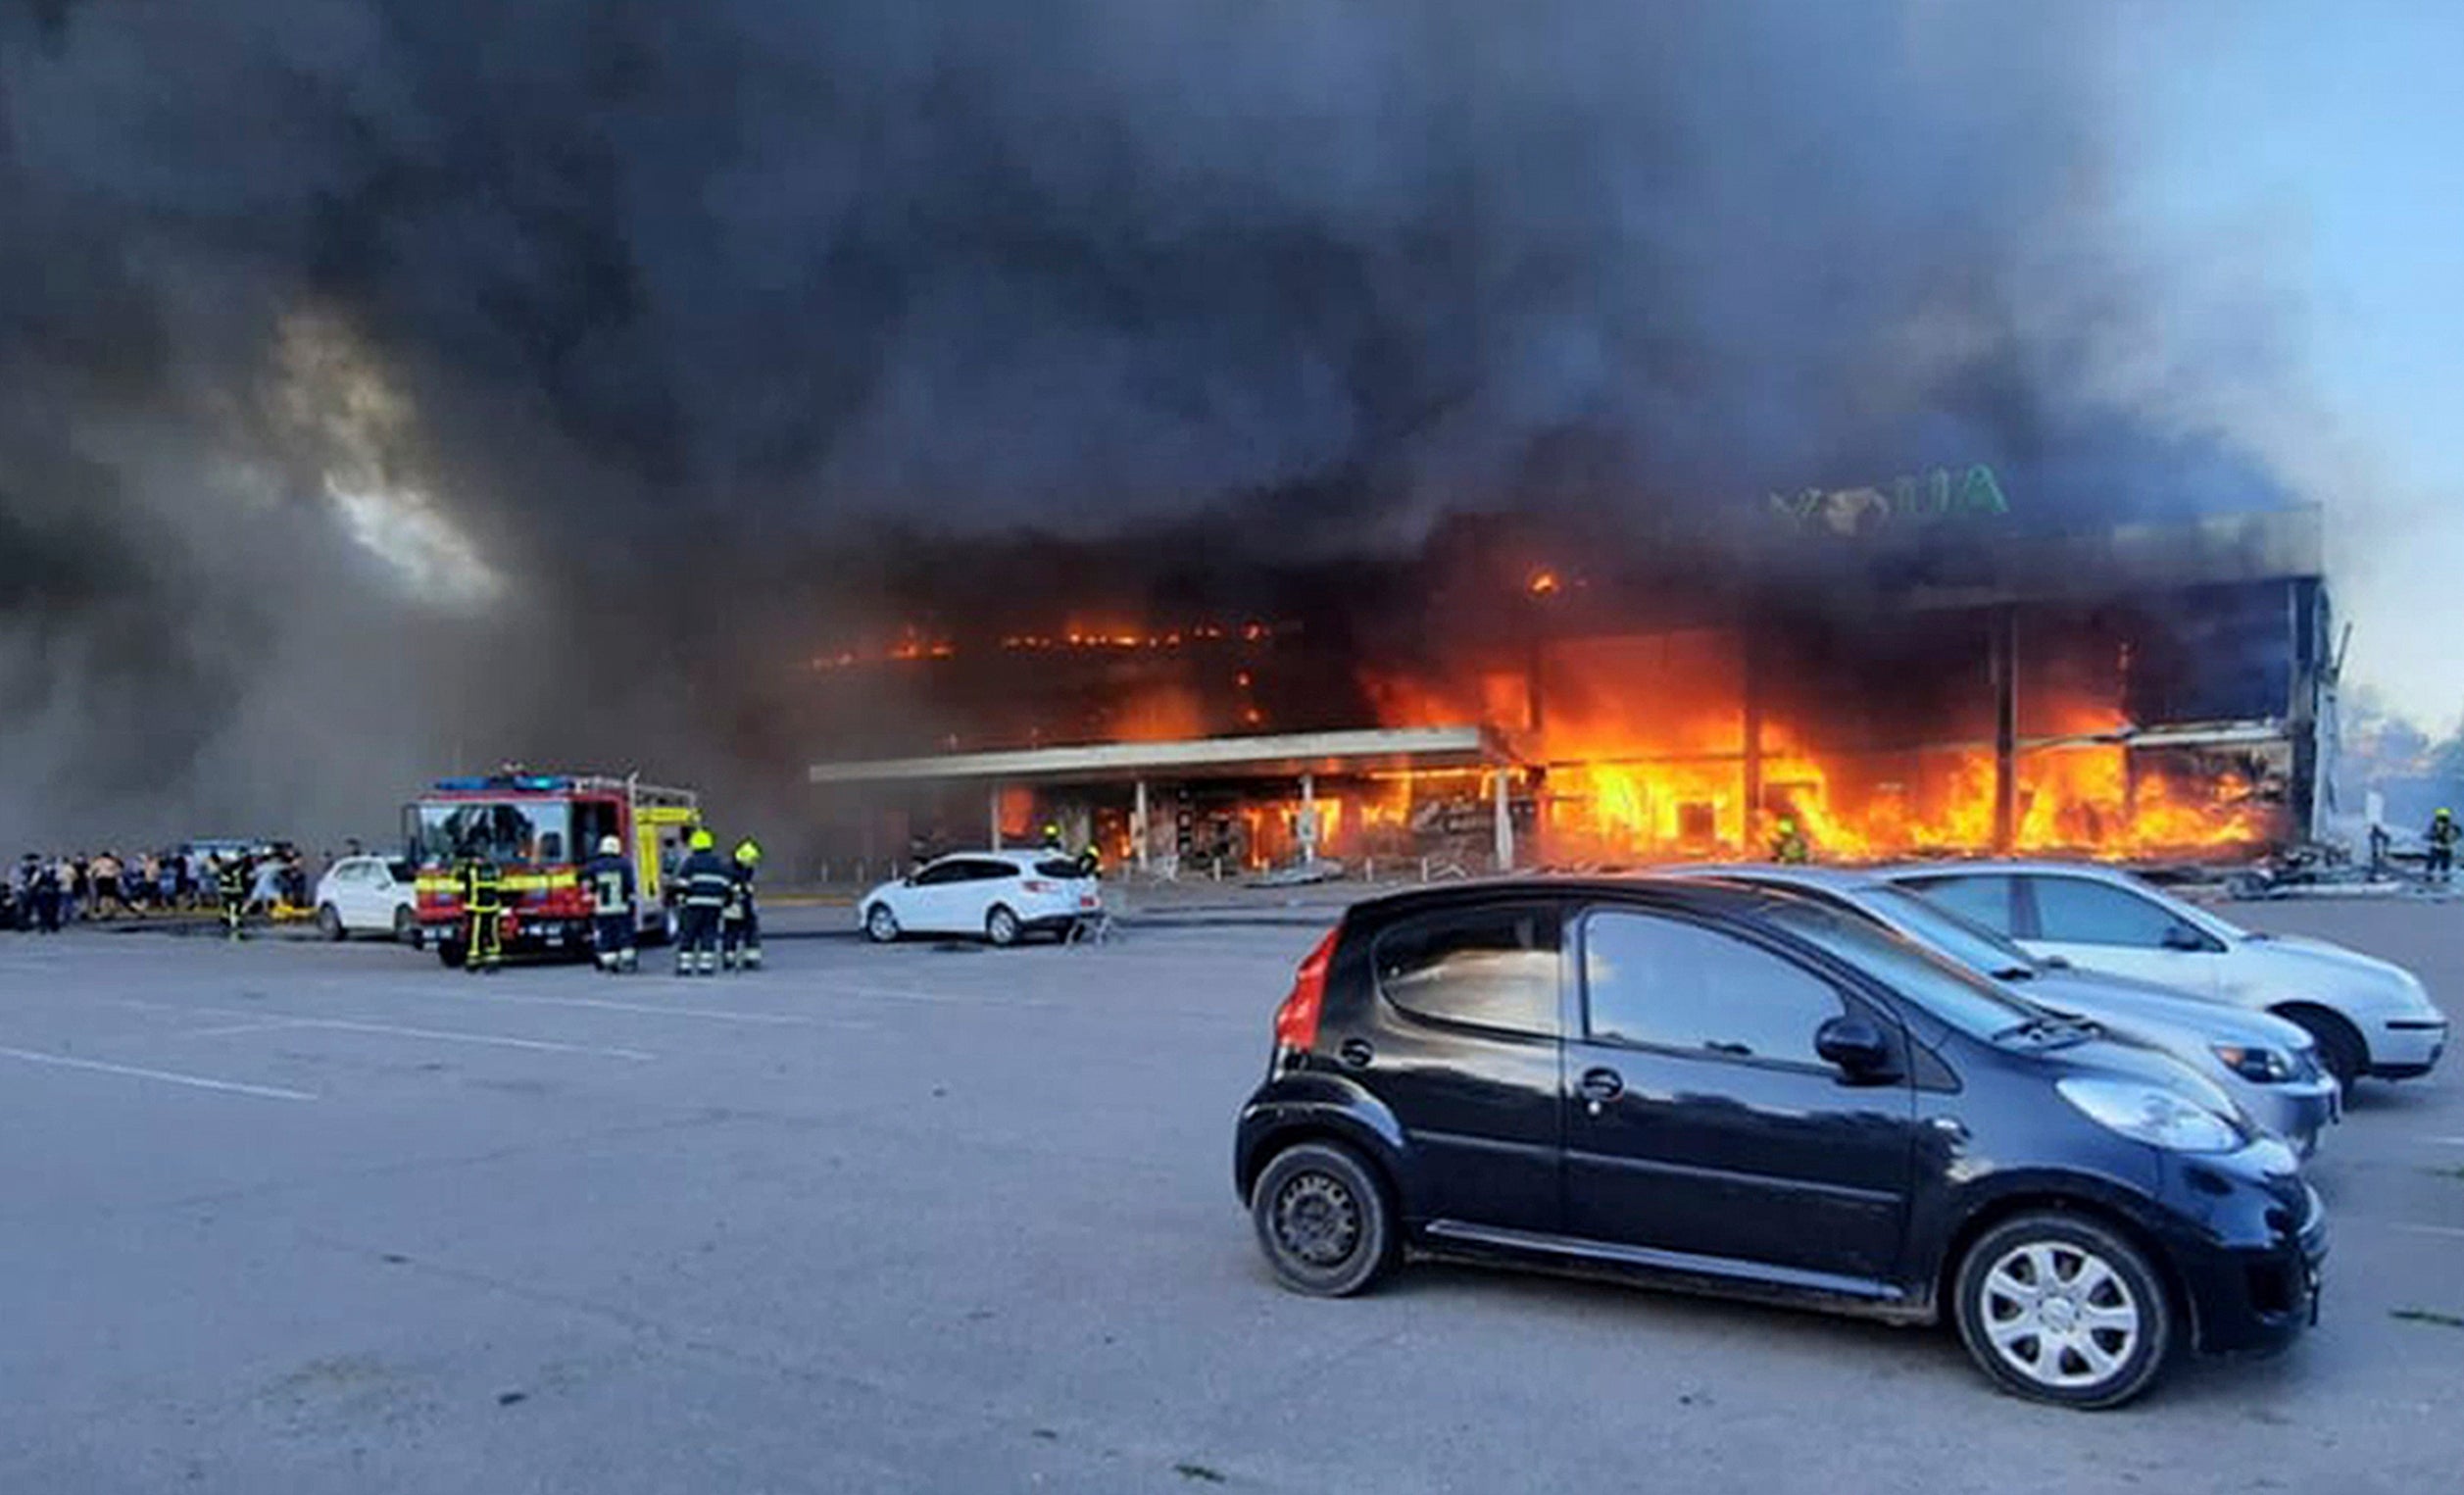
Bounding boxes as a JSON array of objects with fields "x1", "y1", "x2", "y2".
[
  {"x1": 674, "y1": 828, "x2": 731, "y2": 976},
  {"x1": 720, "y1": 836, "x2": 764, "y2": 972},
  {"x1": 211, "y1": 853, "x2": 250, "y2": 940},
  {"x1": 1073, "y1": 835, "x2": 1101, "y2": 880},
  {"x1": 1040, "y1": 822, "x2": 1064, "y2": 853},
  {"x1": 457, "y1": 851, "x2": 505, "y2": 973},
  {"x1": 583, "y1": 834, "x2": 638, "y2": 973},
  {"x1": 2428, "y1": 809, "x2": 2460, "y2": 885},
  {"x1": 1771, "y1": 816, "x2": 1812, "y2": 865}
]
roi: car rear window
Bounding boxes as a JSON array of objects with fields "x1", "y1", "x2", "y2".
[
  {"x1": 1035, "y1": 859, "x2": 1086, "y2": 878},
  {"x1": 1374, "y1": 904, "x2": 1560, "y2": 1037}
]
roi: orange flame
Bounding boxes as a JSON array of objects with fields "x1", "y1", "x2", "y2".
[{"x1": 1358, "y1": 637, "x2": 2274, "y2": 863}]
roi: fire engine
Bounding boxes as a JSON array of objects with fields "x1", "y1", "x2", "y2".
[{"x1": 407, "y1": 772, "x2": 702, "y2": 967}]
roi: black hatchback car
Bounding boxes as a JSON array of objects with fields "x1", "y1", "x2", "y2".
[{"x1": 1235, "y1": 879, "x2": 2325, "y2": 1408}]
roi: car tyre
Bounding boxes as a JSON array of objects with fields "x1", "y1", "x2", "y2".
[
  {"x1": 392, "y1": 907, "x2": 422, "y2": 948},
  {"x1": 437, "y1": 931, "x2": 467, "y2": 969},
  {"x1": 985, "y1": 904, "x2": 1021, "y2": 947},
  {"x1": 1251, "y1": 1141, "x2": 1395, "y2": 1298},
  {"x1": 316, "y1": 903, "x2": 346, "y2": 942},
  {"x1": 2281, "y1": 1007, "x2": 2367, "y2": 1090},
  {"x1": 1953, "y1": 1211, "x2": 2174, "y2": 1409},
  {"x1": 864, "y1": 904, "x2": 901, "y2": 943}
]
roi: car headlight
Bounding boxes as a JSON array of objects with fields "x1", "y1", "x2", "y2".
[
  {"x1": 2211, "y1": 1043, "x2": 2297, "y2": 1084},
  {"x1": 2057, "y1": 1077, "x2": 2244, "y2": 1153}
]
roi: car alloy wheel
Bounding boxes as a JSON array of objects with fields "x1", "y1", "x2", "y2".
[
  {"x1": 865, "y1": 905, "x2": 900, "y2": 943},
  {"x1": 1954, "y1": 1212, "x2": 2172, "y2": 1408},
  {"x1": 317, "y1": 904, "x2": 345, "y2": 941},
  {"x1": 985, "y1": 905, "x2": 1020, "y2": 947}
]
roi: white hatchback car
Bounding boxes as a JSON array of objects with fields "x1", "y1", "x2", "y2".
[
  {"x1": 1884, "y1": 861, "x2": 2448, "y2": 1087},
  {"x1": 312, "y1": 856, "x2": 421, "y2": 944},
  {"x1": 860, "y1": 851, "x2": 1103, "y2": 946}
]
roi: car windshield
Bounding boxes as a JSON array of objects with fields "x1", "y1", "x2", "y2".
[
  {"x1": 1854, "y1": 885, "x2": 2042, "y2": 978},
  {"x1": 1763, "y1": 900, "x2": 2053, "y2": 1040},
  {"x1": 410, "y1": 800, "x2": 571, "y2": 870}
]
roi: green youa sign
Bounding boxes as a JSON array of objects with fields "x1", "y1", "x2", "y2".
[{"x1": 1768, "y1": 464, "x2": 2011, "y2": 536}]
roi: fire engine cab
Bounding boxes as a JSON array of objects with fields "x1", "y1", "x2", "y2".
[{"x1": 407, "y1": 772, "x2": 702, "y2": 967}]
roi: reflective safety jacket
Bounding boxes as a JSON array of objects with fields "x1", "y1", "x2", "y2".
[
  {"x1": 459, "y1": 859, "x2": 505, "y2": 914},
  {"x1": 723, "y1": 859, "x2": 757, "y2": 921},
  {"x1": 583, "y1": 853, "x2": 636, "y2": 918},
  {"x1": 677, "y1": 849, "x2": 732, "y2": 910},
  {"x1": 216, "y1": 861, "x2": 249, "y2": 901}
]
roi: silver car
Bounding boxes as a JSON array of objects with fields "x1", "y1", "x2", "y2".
[
  {"x1": 1673, "y1": 866, "x2": 2342, "y2": 1156},
  {"x1": 1882, "y1": 861, "x2": 2448, "y2": 1088}
]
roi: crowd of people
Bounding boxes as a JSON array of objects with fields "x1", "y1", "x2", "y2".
[{"x1": 2, "y1": 845, "x2": 314, "y2": 933}]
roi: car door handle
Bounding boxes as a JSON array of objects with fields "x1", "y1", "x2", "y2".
[
  {"x1": 1338, "y1": 1038, "x2": 1375, "y2": 1070},
  {"x1": 1578, "y1": 1067, "x2": 1625, "y2": 1103}
]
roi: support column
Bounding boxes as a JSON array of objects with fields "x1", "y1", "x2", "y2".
[
  {"x1": 989, "y1": 784, "x2": 1004, "y2": 851},
  {"x1": 1493, "y1": 769, "x2": 1515, "y2": 872},
  {"x1": 1298, "y1": 772, "x2": 1318, "y2": 865},
  {"x1": 1992, "y1": 608, "x2": 2018, "y2": 854},
  {"x1": 1132, "y1": 779, "x2": 1151, "y2": 873},
  {"x1": 1742, "y1": 625, "x2": 1766, "y2": 856}
]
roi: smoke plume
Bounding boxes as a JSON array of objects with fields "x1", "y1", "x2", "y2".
[{"x1": 0, "y1": 1, "x2": 2300, "y2": 845}]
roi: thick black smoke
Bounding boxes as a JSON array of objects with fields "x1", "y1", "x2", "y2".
[{"x1": 0, "y1": 1, "x2": 2295, "y2": 844}]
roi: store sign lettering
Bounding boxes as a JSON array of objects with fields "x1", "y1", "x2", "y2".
[{"x1": 1769, "y1": 464, "x2": 2010, "y2": 535}]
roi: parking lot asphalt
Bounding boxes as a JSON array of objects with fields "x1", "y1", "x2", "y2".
[{"x1": 2, "y1": 897, "x2": 2460, "y2": 1494}]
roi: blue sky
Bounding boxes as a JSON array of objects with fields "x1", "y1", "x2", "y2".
[{"x1": 2117, "y1": 1, "x2": 2464, "y2": 725}]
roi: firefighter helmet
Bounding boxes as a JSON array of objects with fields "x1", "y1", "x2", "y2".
[
  {"x1": 690, "y1": 828, "x2": 715, "y2": 851},
  {"x1": 599, "y1": 835, "x2": 622, "y2": 856},
  {"x1": 733, "y1": 837, "x2": 763, "y2": 866}
]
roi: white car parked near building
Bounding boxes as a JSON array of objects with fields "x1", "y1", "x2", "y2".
[
  {"x1": 860, "y1": 851, "x2": 1102, "y2": 946},
  {"x1": 313, "y1": 856, "x2": 421, "y2": 944},
  {"x1": 1882, "y1": 861, "x2": 2448, "y2": 1087}
]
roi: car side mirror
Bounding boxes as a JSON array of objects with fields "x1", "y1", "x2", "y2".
[{"x1": 1816, "y1": 1015, "x2": 1898, "y2": 1081}]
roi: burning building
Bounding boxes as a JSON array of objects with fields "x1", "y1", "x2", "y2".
[{"x1": 803, "y1": 492, "x2": 2334, "y2": 875}]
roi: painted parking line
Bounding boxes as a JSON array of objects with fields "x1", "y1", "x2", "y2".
[
  {"x1": 177, "y1": 1020, "x2": 317, "y2": 1038},
  {"x1": 406, "y1": 989, "x2": 874, "y2": 1029},
  {"x1": 284, "y1": 1018, "x2": 656, "y2": 1061},
  {"x1": 2393, "y1": 1222, "x2": 2464, "y2": 1240},
  {"x1": 0, "y1": 1044, "x2": 317, "y2": 1102},
  {"x1": 95, "y1": 997, "x2": 657, "y2": 1061},
  {"x1": 809, "y1": 980, "x2": 1060, "y2": 1010}
]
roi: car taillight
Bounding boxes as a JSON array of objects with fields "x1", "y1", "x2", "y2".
[
  {"x1": 1272, "y1": 927, "x2": 1339, "y2": 1068},
  {"x1": 1022, "y1": 879, "x2": 1058, "y2": 894}
]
